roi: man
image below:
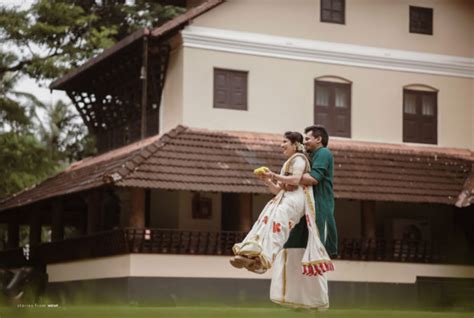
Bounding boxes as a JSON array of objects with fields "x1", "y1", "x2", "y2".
[{"x1": 299, "y1": 125, "x2": 337, "y2": 256}]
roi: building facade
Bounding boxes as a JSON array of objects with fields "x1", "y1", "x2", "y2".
[{"x1": 1, "y1": 0, "x2": 473, "y2": 308}]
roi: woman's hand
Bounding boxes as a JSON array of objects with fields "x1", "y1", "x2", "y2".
[
  {"x1": 262, "y1": 170, "x2": 274, "y2": 180},
  {"x1": 258, "y1": 170, "x2": 281, "y2": 195}
]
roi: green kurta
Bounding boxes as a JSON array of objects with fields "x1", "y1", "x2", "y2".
[{"x1": 284, "y1": 147, "x2": 338, "y2": 256}]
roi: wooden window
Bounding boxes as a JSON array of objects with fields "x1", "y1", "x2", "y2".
[
  {"x1": 403, "y1": 89, "x2": 437, "y2": 144},
  {"x1": 410, "y1": 6, "x2": 433, "y2": 35},
  {"x1": 314, "y1": 80, "x2": 351, "y2": 137},
  {"x1": 213, "y1": 68, "x2": 248, "y2": 110},
  {"x1": 321, "y1": 0, "x2": 345, "y2": 24},
  {"x1": 192, "y1": 193, "x2": 212, "y2": 220}
]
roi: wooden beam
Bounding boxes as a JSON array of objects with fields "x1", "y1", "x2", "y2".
[
  {"x1": 29, "y1": 211, "x2": 41, "y2": 246},
  {"x1": 140, "y1": 35, "x2": 149, "y2": 139},
  {"x1": 50, "y1": 28, "x2": 149, "y2": 90},
  {"x1": 7, "y1": 214, "x2": 19, "y2": 249}
]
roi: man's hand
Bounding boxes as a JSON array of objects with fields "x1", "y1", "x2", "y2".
[
  {"x1": 282, "y1": 184, "x2": 298, "y2": 192},
  {"x1": 300, "y1": 173, "x2": 318, "y2": 186}
]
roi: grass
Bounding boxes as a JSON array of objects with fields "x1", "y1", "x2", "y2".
[{"x1": 0, "y1": 305, "x2": 473, "y2": 318}]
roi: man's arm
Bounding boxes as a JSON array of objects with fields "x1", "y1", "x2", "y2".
[
  {"x1": 308, "y1": 149, "x2": 331, "y2": 185},
  {"x1": 300, "y1": 173, "x2": 318, "y2": 186},
  {"x1": 271, "y1": 173, "x2": 301, "y2": 186},
  {"x1": 256, "y1": 174, "x2": 282, "y2": 194}
]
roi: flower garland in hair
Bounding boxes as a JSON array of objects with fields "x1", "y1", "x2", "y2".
[{"x1": 295, "y1": 142, "x2": 305, "y2": 153}]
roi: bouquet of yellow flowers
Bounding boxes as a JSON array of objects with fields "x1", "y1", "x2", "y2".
[{"x1": 253, "y1": 166, "x2": 270, "y2": 175}]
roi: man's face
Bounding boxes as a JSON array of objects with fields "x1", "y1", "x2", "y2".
[{"x1": 304, "y1": 131, "x2": 321, "y2": 152}]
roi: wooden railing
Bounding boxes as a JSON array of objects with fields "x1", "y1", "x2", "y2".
[
  {"x1": 0, "y1": 229, "x2": 462, "y2": 266},
  {"x1": 336, "y1": 238, "x2": 443, "y2": 263},
  {"x1": 125, "y1": 228, "x2": 247, "y2": 255},
  {"x1": 0, "y1": 247, "x2": 28, "y2": 268},
  {"x1": 31, "y1": 229, "x2": 128, "y2": 264}
]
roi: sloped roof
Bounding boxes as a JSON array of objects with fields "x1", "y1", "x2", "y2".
[
  {"x1": 50, "y1": 0, "x2": 224, "y2": 90},
  {"x1": 0, "y1": 126, "x2": 472, "y2": 212}
]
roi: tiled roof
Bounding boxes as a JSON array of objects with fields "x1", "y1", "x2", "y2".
[{"x1": 0, "y1": 126, "x2": 472, "y2": 211}]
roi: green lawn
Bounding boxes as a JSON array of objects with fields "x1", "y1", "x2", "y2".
[{"x1": 0, "y1": 306, "x2": 473, "y2": 318}]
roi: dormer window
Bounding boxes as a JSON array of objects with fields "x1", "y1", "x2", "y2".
[
  {"x1": 410, "y1": 6, "x2": 433, "y2": 35},
  {"x1": 321, "y1": 0, "x2": 345, "y2": 24}
]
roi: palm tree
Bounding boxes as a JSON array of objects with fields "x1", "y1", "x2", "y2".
[{"x1": 34, "y1": 100, "x2": 96, "y2": 166}]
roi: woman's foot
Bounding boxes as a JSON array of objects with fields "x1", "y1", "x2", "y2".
[
  {"x1": 246, "y1": 258, "x2": 267, "y2": 274},
  {"x1": 230, "y1": 255, "x2": 256, "y2": 269}
]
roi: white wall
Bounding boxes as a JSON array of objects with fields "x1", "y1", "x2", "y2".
[
  {"x1": 193, "y1": 0, "x2": 474, "y2": 57},
  {"x1": 160, "y1": 36, "x2": 184, "y2": 134},
  {"x1": 47, "y1": 254, "x2": 474, "y2": 283},
  {"x1": 149, "y1": 190, "x2": 222, "y2": 231},
  {"x1": 181, "y1": 46, "x2": 473, "y2": 148}
]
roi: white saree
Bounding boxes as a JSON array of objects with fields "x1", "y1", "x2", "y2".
[{"x1": 232, "y1": 153, "x2": 333, "y2": 309}]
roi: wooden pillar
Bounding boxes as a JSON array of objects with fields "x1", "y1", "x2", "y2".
[
  {"x1": 238, "y1": 193, "x2": 253, "y2": 231},
  {"x1": 7, "y1": 214, "x2": 19, "y2": 249},
  {"x1": 140, "y1": 35, "x2": 149, "y2": 139},
  {"x1": 78, "y1": 209, "x2": 87, "y2": 235},
  {"x1": 29, "y1": 211, "x2": 41, "y2": 246},
  {"x1": 361, "y1": 200, "x2": 376, "y2": 240},
  {"x1": 51, "y1": 200, "x2": 64, "y2": 242},
  {"x1": 129, "y1": 188, "x2": 145, "y2": 228},
  {"x1": 87, "y1": 190, "x2": 102, "y2": 234}
]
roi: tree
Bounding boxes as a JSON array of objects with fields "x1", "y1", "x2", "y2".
[
  {"x1": 0, "y1": 133, "x2": 55, "y2": 198},
  {"x1": 0, "y1": 0, "x2": 185, "y2": 81},
  {"x1": 0, "y1": 1, "x2": 184, "y2": 199},
  {"x1": 35, "y1": 100, "x2": 96, "y2": 165},
  {"x1": 0, "y1": 69, "x2": 56, "y2": 198}
]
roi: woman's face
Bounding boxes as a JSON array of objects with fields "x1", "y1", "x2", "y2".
[{"x1": 281, "y1": 137, "x2": 296, "y2": 158}]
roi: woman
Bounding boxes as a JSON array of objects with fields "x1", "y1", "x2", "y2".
[{"x1": 230, "y1": 131, "x2": 333, "y2": 309}]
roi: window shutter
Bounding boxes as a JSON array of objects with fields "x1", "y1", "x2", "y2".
[
  {"x1": 214, "y1": 69, "x2": 248, "y2": 110},
  {"x1": 410, "y1": 6, "x2": 433, "y2": 35},
  {"x1": 332, "y1": 84, "x2": 351, "y2": 137},
  {"x1": 320, "y1": 0, "x2": 345, "y2": 24},
  {"x1": 214, "y1": 69, "x2": 230, "y2": 109}
]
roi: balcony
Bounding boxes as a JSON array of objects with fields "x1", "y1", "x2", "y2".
[{"x1": 0, "y1": 228, "x2": 468, "y2": 267}]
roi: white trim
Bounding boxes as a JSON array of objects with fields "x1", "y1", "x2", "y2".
[
  {"x1": 181, "y1": 26, "x2": 474, "y2": 79},
  {"x1": 47, "y1": 254, "x2": 474, "y2": 284}
]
